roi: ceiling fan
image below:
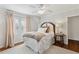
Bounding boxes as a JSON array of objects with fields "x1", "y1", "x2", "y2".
[
  {"x1": 30, "y1": 4, "x2": 52, "y2": 15},
  {"x1": 37, "y1": 4, "x2": 47, "y2": 14},
  {"x1": 36, "y1": 4, "x2": 52, "y2": 15}
]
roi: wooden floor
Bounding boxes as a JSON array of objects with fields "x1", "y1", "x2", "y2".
[
  {"x1": 0, "y1": 41, "x2": 24, "y2": 52},
  {"x1": 54, "y1": 39, "x2": 79, "y2": 53}
]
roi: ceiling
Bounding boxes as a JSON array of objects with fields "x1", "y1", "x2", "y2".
[
  {"x1": 0, "y1": 4, "x2": 79, "y2": 15},
  {"x1": 46, "y1": 4, "x2": 79, "y2": 14}
]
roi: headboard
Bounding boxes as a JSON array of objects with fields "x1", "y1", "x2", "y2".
[{"x1": 41, "y1": 22, "x2": 56, "y2": 36}]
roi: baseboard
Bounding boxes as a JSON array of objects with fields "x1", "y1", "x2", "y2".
[
  {"x1": 15, "y1": 41, "x2": 24, "y2": 46},
  {"x1": 68, "y1": 39, "x2": 79, "y2": 43}
]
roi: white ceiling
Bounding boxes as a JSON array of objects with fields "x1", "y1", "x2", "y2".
[
  {"x1": 0, "y1": 4, "x2": 79, "y2": 15},
  {"x1": 46, "y1": 4, "x2": 79, "y2": 14}
]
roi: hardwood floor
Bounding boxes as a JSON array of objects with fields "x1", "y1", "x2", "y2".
[
  {"x1": 0, "y1": 41, "x2": 24, "y2": 52},
  {"x1": 54, "y1": 39, "x2": 79, "y2": 53},
  {"x1": 68, "y1": 39, "x2": 79, "y2": 52},
  {"x1": 54, "y1": 41, "x2": 68, "y2": 48}
]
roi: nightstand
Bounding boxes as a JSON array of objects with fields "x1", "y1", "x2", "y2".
[{"x1": 55, "y1": 33, "x2": 66, "y2": 47}]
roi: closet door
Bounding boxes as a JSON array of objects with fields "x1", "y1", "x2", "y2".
[{"x1": 13, "y1": 15, "x2": 25, "y2": 44}]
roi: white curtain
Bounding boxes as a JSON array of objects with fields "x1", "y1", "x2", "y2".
[
  {"x1": 26, "y1": 16, "x2": 31, "y2": 32},
  {"x1": 5, "y1": 13, "x2": 14, "y2": 48}
]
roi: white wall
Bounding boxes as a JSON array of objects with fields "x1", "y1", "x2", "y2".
[
  {"x1": 0, "y1": 9, "x2": 7, "y2": 48},
  {"x1": 68, "y1": 16, "x2": 79, "y2": 41},
  {"x1": 30, "y1": 16, "x2": 41, "y2": 31}
]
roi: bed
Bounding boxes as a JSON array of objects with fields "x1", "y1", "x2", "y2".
[{"x1": 23, "y1": 22, "x2": 56, "y2": 53}]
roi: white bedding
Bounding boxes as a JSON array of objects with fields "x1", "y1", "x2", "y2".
[
  {"x1": 23, "y1": 32, "x2": 47, "y2": 41},
  {"x1": 23, "y1": 32, "x2": 54, "y2": 53}
]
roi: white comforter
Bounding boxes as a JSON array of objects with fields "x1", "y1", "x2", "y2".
[{"x1": 23, "y1": 32, "x2": 54, "y2": 53}]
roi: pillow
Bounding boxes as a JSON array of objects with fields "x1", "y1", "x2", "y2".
[
  {"x1": 47, "y1": 24, "x2": 54, "y2": 33},
  {"x1": 42, "y1": 24, "x2": 47, "y2": 28},
  {"x1": 34, "y1": 32, "x2": 46, "y2": 41},
  {"x1": 23, "y1": 32, "x2": 35, "y2": 38},
  {"x1": 37, "y1": 28, "x2": 47, "y2": 32}
]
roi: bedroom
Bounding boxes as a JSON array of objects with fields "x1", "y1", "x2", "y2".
[{"x1": 0, "y1": 4, "x2": 78, "y2": 54}]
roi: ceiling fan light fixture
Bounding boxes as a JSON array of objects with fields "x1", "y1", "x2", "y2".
[
  {"x1": 41, "y1": 5, "x2": 46, "y2": 9},
  {"x1": 38, "y1": 9, "x2": 46, "y2": 14}
]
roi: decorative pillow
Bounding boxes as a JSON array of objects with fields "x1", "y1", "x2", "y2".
[
  {"x1": 47, "y1": 24, "x2": 54, "y2": 33},
  {"x1": 42, "y1": 24, "x2": 47, "y2": 28},
  {"x1": 23, "y1": 32, "x2": 35, "y2": 38},
  {"x1": 34, "y1": 32, "x2": 46, "y2": 41},
  {"x1": 37, "y1": 28, "x2": 47, "y2": 33}
]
